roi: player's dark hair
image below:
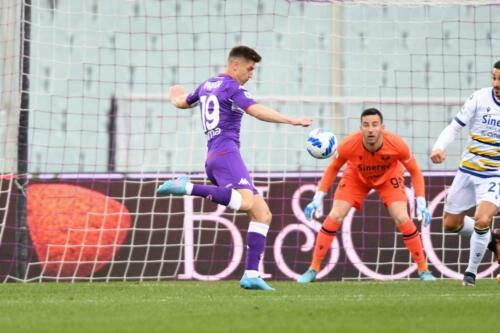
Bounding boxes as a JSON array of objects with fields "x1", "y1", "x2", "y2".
[
  {"x1": 494, "y1": 60, "x2": 500, "y2": 70},
  {"x1": 361, "y1": 108, "x2": 383, "y2": 123},
  {"x1": 228, "y1": 45, "x2": 262, "y2": 63}
]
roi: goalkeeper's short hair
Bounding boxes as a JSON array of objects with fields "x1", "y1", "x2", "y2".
[{"x1": 361, "y1": 108, "x2": 384, "y2": 123}]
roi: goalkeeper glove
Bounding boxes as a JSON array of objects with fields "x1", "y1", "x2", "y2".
[
  {"x1": 304, "y1": 191, "x2": 325, "y2": 221},
  {"x1": 416, "y1": 196, "x2": 431, "y2": 227}
]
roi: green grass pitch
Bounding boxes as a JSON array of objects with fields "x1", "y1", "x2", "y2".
[{"x1": 1, "y1": 280, "x2": 499, "y2": 333}]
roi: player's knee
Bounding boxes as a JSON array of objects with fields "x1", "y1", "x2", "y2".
[
  {"x1": 394, "y1": 214, "x2": 410, "y2": 225},
  {"x1": 329, "y1": 210, "x2": 346, "y2": 222},
  {"x1": 443, "y1": 223, "x2": 459, "y2": 233},
  {"x1": 247, "y1": 207, "x2": 272, "y2": 225},
  {"x1": 388, "y1": 207, "x2": 409, "y2": 225},
  {"x1": 443, "y1": 219, "x2": 461, "y2": 233},
  {"x1": 474, "y1": 215, "x2": 492, "y2": 230},
  {"x1": 262, "y1": 210, "x2": 272, "y2": 225},
  {"x1": 256, "y1": 206, "x2": 272, "y2": 224},
  {"x1": 442, "y1": 213, "x2": 463, "y2": 233}
]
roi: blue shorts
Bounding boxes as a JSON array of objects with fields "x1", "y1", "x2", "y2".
[{"x1": 205, "y1": 150, "x2": 257, "y2": 194}]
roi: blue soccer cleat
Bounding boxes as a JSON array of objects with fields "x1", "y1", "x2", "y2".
[
  {"x1": 239, "y1": 273, "x2": 275, "y2": 291},
  {"x1": 462, "y1": 271, "x2": 476, "y2": 287},
  {"x1": 418, "y1": 270, "x2": 436, "y2": 282},
  {"x1": 156, "y1": 175, "x2": 189, "y2": 196},
  {"x1": 297, "y1": 268, "x2": 317, "y2": 284}
]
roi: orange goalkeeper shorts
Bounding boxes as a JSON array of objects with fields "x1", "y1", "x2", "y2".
[{"x1": 334, "y1": 167, "x2": 408, "y2": 209}]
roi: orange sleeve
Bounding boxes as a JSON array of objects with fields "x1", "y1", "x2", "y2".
[
  {"x1": 318, "y1": 142, "x2": 348, "y2": 193},
  {"x1": 395, "y1": 136, "x2": 425, "y2": 198},
  {"x1": 403, "y1": 157, "x2": 425, "y2": 197}
]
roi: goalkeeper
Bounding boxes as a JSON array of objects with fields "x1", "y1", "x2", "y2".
[{"x1": 298, "y1": 108, "x2": 436, "y2": 283}]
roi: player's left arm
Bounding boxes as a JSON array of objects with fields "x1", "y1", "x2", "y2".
[
  {"x1": 402, "y1": 155, "x2": 425, "y2": 198},
  {"x1": 230, "y1": 86, "x2": 311, "y2": 126},
  {"x1": 429, "y1": 121, "x2": 462, "y2": 164},
  {"x1": 430, "y1": 92, "x2": 476, "y2": 163},
  {"x1": 399, "y1": 141, "x2": 431, "y2": 226},
  {"x1": 246, "y1": 104, "x2": 312, "y2": 127}
]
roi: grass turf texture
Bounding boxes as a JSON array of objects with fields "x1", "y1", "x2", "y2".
[{"x1": 1, "y1": 280, "x2": 499, "y2": 333}]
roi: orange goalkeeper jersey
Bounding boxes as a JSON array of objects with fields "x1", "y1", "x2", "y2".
[{"x1": 318, "y1": 130, "x2": 425, "y2": 197}]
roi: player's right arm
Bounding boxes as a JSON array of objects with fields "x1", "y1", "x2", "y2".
[
  {"x1": 304, "y1": 147, "x2": 347, "y2": 220},
  {"x1": 430, "y1": 93, "x2": 476, "y2": 163},
  {"x1": 318, "y1": 155, "x2": 346, "y2": 193},
  {"x1": 169, "y1": 85, "x2": 196, "y2": 109}
]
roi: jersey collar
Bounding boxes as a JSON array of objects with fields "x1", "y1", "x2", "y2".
[
  {"x1": 362, "y1": 139, "x2": 384, "y2": 154},
  {"x1": 491, "y1": 87, "x2": 500, "y2": 107}
]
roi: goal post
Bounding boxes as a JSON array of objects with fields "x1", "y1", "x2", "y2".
[{"x1": 0, "y1": 0, "x2": 499, "y2": 282}]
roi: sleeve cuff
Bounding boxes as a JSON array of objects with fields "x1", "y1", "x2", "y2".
[{"x1": 453, "y1": 116, "x2": 466, "y2": 127}]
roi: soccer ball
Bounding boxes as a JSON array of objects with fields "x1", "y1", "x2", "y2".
[{"x1": 306, "y1": 128, "x2": 337, "y2": 159}]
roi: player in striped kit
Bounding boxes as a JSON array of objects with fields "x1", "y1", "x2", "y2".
[
  {"x1": 430, "y1": 60, "x2": 500, "y2": 286},
  {"x1": 157, "y1": 45, "x2": 312, "y2": 290}
]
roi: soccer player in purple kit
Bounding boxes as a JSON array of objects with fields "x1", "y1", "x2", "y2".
[{"x1": 157, "y1": 45, "x2": 312, "y2": 290}]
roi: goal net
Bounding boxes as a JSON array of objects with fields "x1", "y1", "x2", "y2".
[{"x1": 0, "y1": 0, "x2": 498, "y2": 282}]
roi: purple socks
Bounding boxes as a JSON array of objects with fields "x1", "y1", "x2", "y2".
[
  {"x1": 245, "y1": 222, "x2": 270, "y2": 276},
  {"x1": 191, "y1": 184, "x2": 232, "y2": 206}
]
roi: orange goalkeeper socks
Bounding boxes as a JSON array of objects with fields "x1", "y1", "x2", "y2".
[
  {"x1": 310, "y1": 216, "x2": 341, "y2": 272},
  {"x1": 398, "y1": 220, "x2": 428, "y2": 272}
]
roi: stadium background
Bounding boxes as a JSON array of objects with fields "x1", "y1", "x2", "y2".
[{"x1": 0, "y1": 0, "x2": 499, "y2": 282}]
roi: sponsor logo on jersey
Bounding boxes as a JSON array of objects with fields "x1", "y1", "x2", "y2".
[
  {"x1": 206, "y1": 128, "x2": 222, "y2": 140},
  {"x1": 204, "y1": 80, "x2": 222, "y2": 90},
  {"x1": 238, "y1": 178, "x2": 250, "y2": 185},
  {"x1": 357, "y1": 164, "x2": 391, "y2": 173},
  {"x1": 481, "y1": 114, "x2": 500, "y2": 127}
]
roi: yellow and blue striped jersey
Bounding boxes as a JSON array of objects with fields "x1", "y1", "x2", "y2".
[{"x1": 455, "y1": 87, "x2": 500, "y2": 178}]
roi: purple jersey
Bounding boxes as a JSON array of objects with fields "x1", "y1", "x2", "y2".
[{"x1": 186, "y1": 74, "x2": 256, "y2": 152}]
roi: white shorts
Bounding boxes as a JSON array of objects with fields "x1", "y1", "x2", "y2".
[{"x1": 444, "y1": 170, "x2": 500, "y2": 214}]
